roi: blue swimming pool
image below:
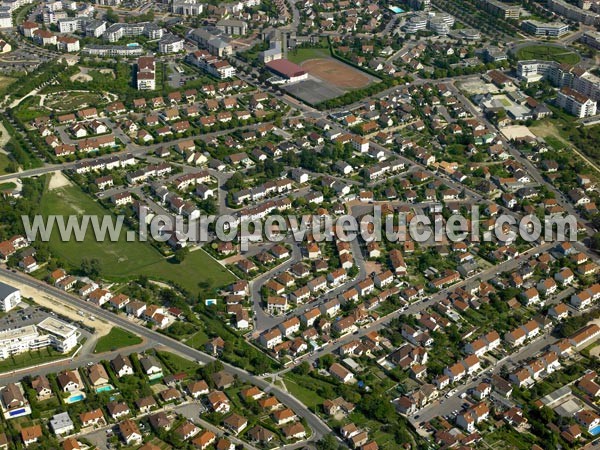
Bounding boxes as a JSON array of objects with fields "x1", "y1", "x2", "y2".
[
  {"x1": 591, "y1": 425, "x2": 600, "y2": 436},
  {"x1": 96, "y1": 385, "x2": 113, "y2": 393},
  {"x1": 389, "y1": 6, "x2": 404, "y2": 13},
  {"x1": 66, "y1": 394, "x2": 84, "y2": 404}
]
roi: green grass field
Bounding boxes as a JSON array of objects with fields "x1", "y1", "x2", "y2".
[
  {"x1": 0, "y1": 76, "x2": 15, "y2": 90},
  {"x1": 0, "y1": 154, "x2": 12, "y2": 175},
  {"x1": 0, "y1": 347, "x2": 68, "y2": 373},
  {"x1": 94, "y1": 327, "x2": 143, "y2": 353},
  {"x1": 0, "y1": 181, "x2": 15, "y2": 191},
  {"x1": 156, "y1": 350, "x2": 199, "y2": 375},
  {"x1": 544, "y1": 135, "x2": 567, "y2": 151},
  {"x1": 286, "y1": 47, "x2": 331, "y2": 64},
  {"x1": 515, "y1": 44, "x2": 580, "y2": 65},
  {"x1": 41, "y1": 184, "x2": 235, "y2": 294},
  {"x1": 184, "y1": 330, "x2": 209, "y2": 348},
  {"x1": 283, "y1": 373, "x2": 327, "y2": 408}
]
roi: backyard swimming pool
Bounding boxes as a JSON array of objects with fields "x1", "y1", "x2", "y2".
[
  {"x1": 95, "y1": 385, "x2": 113, "y2": 393},
  {"x1": 66, "y1": 394, "x2": 85, "y2": 403}
]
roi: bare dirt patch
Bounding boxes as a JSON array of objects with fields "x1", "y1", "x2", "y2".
[
  {"x1": 70, "y1": 73, "x2": 92, "y2": 82},
  {"x1": 0, "y1": 120, "x2": 10, "y2": 154},
  {"x1": 301, "y1": 58, "x2": 371, "y2": 89},
  {"x1": 48, "y1": 171, "x2": 72, "y2": 190},
  {"x1": 0, "y1": 273, "x2": 111, "y2": 337},
  {"x1": 500, "y1": 125, "x2": 537, "y2": 141},
  {"x1": 529, "y1": 121, "x2": 569, "y2": 145}
]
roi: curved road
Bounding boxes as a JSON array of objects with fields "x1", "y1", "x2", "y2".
[{"x1": 0, "y1": 267, "x2": 333, "y2": 441}]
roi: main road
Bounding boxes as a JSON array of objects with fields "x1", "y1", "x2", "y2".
[{"x1": 0, "y1": 267, "x2": 333, "y2": 441}]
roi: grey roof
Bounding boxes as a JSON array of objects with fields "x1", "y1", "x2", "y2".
[
  {"x1": 216, "y1": 19, "x2": 247, "y2": 27},
  {"x1": 0, "y1": 282, "x2": 18, "y2": 300},
  {"x1": 159, "y1": 33, "x2": 183, "y2": 44},
  {"x1": 140, "y1": 355, "x2": 161, "y2": 372},
  {"x1": 50, "y1": 412, "x2": 73, "y2": 430}
]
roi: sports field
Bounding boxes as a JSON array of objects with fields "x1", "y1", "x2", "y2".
[
  {"x1": 286, "y1": 47, "x2": 331, "y2": 64},
  {"x1": 41, "y1": 184, "x2": 235, "y2": 294},
  {"x1": 301, "y1": 58, "x2": 372, "y2": 90}
]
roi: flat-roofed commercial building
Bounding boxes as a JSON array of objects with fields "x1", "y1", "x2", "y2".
[
  {"x1": 581, "y1": 30, "x2": 600, "y2": 50},
  {"x1": 480, "y1": 0, "x2": 520, "y2": 19},
  {"x1": 522, "y1": 20, "x2": 569, "y2": 37},
  {"x1": 0, "y1": 317, "x2": 79, "y2": 359},
  {"x1": 37, "y1": 317, "x2": 79, "y2": 353},
  {"x1": 265, "y1": 59, "x2": 308, "y2": 83}
]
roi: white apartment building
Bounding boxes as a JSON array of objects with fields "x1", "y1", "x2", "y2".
[
  {"x1": 0, "y1": 13, "x2": 12, "y2": 28},
  {"x1": 402, "y1": 13, "x2": 428, "y2": 33},
  {"x1": 37, "y1": 317, "x2": 79, "y2": 353},
  {"x1": 547, "y1": 0, "x2": 600, "y2": 25},
  {"x1": 136, "y1": 56, "x2": 155, "y2": 90},
  {"x1": 158, "y1": 33, "x2": 184, "y2": 53},
  {"x1": 557, "y1": 87, "x2": 597, "y2": 118},
  {"x1": 103, "y1": 22, "x2": 163, "y2": 42},
  {"x1": 58, "y1": 17, "x2": 82, "y2": 33},
  {"x1": 0, "y1": 317, "x2": 78, "y2": 359},
  {"x1": 573, "y1": 71, "x2": 600, "y2": 102},
  {"x1": 0, "y1": 283, "x2": 20, "y2": 312}
]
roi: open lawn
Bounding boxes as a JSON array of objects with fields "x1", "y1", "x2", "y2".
[
  {"x1": 283, "y1": 376, "x2": 326, "y2": 408},
  {"x1": 515, "y1": 44, "x2": 580, "y2": 65},
  {"x1": 155, "y1": 350, "x2": 199, "y2": 375},
  {"x1": 287, "y1": 47, "x2": 331, "y2": 64},
  {"x1": 529, "y1": 120, "x2": 570, "y2": 147},
  {"x1": 13, "y1": 96, "x2": 49, "y2": 122},
  {"x1": 0, "y1": 182, "x2": 16, "y2": 191},
  {"x1": 283, "y1": 372, "x2": 335, "y2": 408},
  {"x1": 482, "y1": 426, "x2": 537, "y2": 450},
  {"x1": 184, "y1": 330, "x2": 209, "y2": 348},
  {"x1": 13, "y1": 3, "x2": 35, "y2": 25},
  {"x1": 0, "y1": 154, "x2": 13, "y2": 175},
  {"x1": 0, "y1": 347, "x2": 69, "y2": 373},
  {"x1": 41, "y1": 185, "x2": 234, "y2": 294},
  {"x1": 0, "y1": 76, "x2": 15, "y2": 90},
  {"x1": 137, "y1": 249, "x2": 235, "y2": 295},
  {"x1": 544, "y1": 135, "x2": 567, "y2": 151},
  {"x1": 94, "y1": 327, "x2": 142, "y2": 353}
]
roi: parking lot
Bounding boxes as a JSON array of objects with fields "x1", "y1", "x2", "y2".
[
  {"x1": 0, "y1": 304, "x2": 51, "y2": 330},
  {"x1": 0, "y1": 302, "x2": 93, "y2": 340}
]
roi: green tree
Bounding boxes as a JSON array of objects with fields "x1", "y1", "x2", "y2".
[
  {"x1": 224, "y1": 172, "x2": 244, "y2": 191},
  {"x1": 173, "y1": 247, "x2": 189, "y2": 263},
  {"x1": 80, "y1": 257, "x2": 101, "y2": 277},
  {"x1": 592, "y1": 232, "x2": 600, "y2": 251},
  {"x1": 105, "y1": 8, "x2": 118, "y2": 23},
  {"x1": 294, "y1": 361, "x2": 311, "y2": 376},
  {"x1": 316, "y1": 435, "x2": 343, "y2": 450}
]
